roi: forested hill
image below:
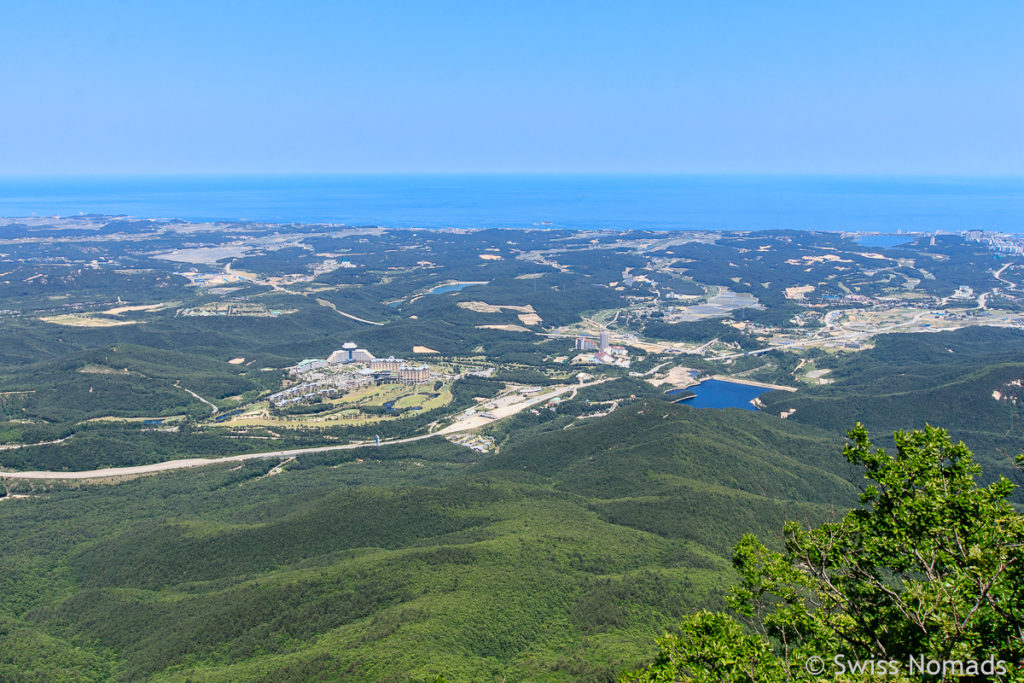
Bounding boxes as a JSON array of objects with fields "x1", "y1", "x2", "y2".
[
  {"x1": 0, "y1": 401, "x2": 854, "y2": 681},
  {"x1": 758, "y1": 326, "x2": 1024, "y2": 494},
  {"x1": 475, "y1": 404, "x2": 853, "y2": 556}
]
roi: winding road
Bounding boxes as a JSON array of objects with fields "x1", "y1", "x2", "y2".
[
  {"x1": 177, "y1": 384, "x2": 218, "y2": 414},
  {"x1": 0, "y1": 381, "x2": 600, "y2": 481},
  {"x1": 314, "y1": 298, "x2": 385, "y2": 325}
]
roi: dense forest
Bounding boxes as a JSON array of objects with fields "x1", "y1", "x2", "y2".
[{"x1": 0, "y1": 402, "x2": 856, "y2": 681}]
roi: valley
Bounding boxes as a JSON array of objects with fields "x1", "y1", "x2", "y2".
[{"x1": 1, "y1": 218, "x2": 1023, "y2": 681}]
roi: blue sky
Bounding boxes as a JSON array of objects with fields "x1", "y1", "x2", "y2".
[{"x1": 1, "y1": 1, "x2": 1021, "y2": 175}]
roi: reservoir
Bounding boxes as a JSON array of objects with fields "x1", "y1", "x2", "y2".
[
  {"x1": 429, "y1": 281, "x2": 488, "y2": 295},
  {"x1": 666, "y1": 379, "x2": 771, "y2": 411}
]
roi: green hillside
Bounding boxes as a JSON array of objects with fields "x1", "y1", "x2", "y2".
[
  {"x1": 0, "y1": 402, "x2": 855, "y2": 681},
  {"x1": 758, "y1": 327, "x2": 1024, "y2": 493}
]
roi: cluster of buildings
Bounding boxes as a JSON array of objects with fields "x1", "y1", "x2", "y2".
[
  {"x1": 573, "y1": 329, "x2": 630, "y2": 367},
  {"x1": 446, "y1": 433, "x2": 495, "y2": 453},
  {"x1": 177, "y1": 301, "x2": 282, "y2": 317},
  {"x1": 369, "y1": 358, "x2": 432, "y2": 383},
  {"x1": 273, "y1": 343, "x2": 434, "y2": 407},
  {"x1": 963, "y1": 230, "x2": 1024, "y2": 256},
  {"x1": 268, "y1": 373, "x2": 373, "y2": 408},
  {"x1": 175, "y1": 270, "x2": 248, "y2": 287}
]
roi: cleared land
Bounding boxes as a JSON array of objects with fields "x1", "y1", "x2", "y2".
[
  {"x1": 102, "y1": 303, "x2": 168, "y2": 315},
  {"x1": 458, "y1": 301, "x2": 537, "y2": 314},
  {"x1": 646, "y1": 365, "x2": 698, "y2": 388},
  {"x1": 40, "y1": 314, "x2": 137, "y2": 327},
  {"x1": 0, "y1": 382, "x2": 598, "y2": 480}
]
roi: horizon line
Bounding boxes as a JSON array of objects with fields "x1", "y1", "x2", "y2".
[{"x1": 1, "y1": 171, "x2": 1023, "y2": 180}]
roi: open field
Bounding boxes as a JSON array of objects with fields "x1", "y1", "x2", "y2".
[
  {"x1": 40, "y1": 314, "x2": 138, "y2": 327},
  {"x1": 83, "y1": 415, "x2": 187, "y2": 423},
  {"x1": 457, "y1": 301, "x2": 537, "y2": 314},
  {"x1": 213, "y1": 384, "x2": 452, "y2": 430},
  {"x1": 412, "y1": 345, "x2": 439, "y2": 353},
  {"x1": 477, "y1": 324, "x2": 531, "y2": 332},
  {"x1": 102, "y1": 302, "x2": 170, "y2": 315},
  {"x1": 154, "y1": 246, "x2": 247, "y2": 263},
  {"x1": 646, "y1": 365, "x2": 698, "y2": 388}
]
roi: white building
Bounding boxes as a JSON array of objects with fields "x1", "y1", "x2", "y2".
[
  {"x1": 371, "y1": 356, "x2": 405, "y2": 371},
  {"x1": 328, "y1": 342, "x2": 375, "y2": 364}
]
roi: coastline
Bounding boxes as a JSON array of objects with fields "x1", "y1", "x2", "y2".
[{"x1": 2, "y1": 175, "x2": 1021, "y2": 232}]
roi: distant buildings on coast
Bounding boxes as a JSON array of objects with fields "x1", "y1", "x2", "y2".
[{"x1": 964, "y1": 230, "x2": 1024, "y2": 256}]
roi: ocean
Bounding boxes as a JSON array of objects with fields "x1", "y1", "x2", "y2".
[{"x1": 0, "y1": 174, "x2": 1021, "y2": 232}]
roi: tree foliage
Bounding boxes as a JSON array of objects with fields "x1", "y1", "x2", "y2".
[{"x1": 623, "y1": 425, "x2": 1024, "y2": 682}]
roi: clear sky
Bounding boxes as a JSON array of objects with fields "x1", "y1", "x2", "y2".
[{"x1": 1, "y1": 1, "x2": 1021, "y2": 175}]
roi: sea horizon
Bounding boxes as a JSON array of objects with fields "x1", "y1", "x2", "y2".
[{"x1": 1, "y1": 173, "x2": 1021, "y2": 233}]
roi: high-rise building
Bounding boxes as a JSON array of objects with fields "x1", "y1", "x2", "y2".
[
  {"x1": 575, "y1": 336, "x2": 599, "y2": 351},
  {"x1": 599, "y1": 329, "x2": 610, "y2": 352}
]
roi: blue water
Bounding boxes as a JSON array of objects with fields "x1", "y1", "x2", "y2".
[
  {"x1": 1, "y1": 174, "x2": 1022, "y2": 232},
  {"x1": 666, "y1": 379, "x2": 772, "y2": 410},
  {"x1": 430, "y1": 282, "x2": 487, "y2": 295},
  {"x1": 855, "y1": 234, "x2": 915, "y2": 248}
]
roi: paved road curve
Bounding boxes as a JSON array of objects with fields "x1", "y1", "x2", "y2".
[
  {"x1": 0, "y1": 381, "x2": 601, "y2": 481},
  {"x1": 0, "y1": 433, "x2": 438, "y2": 481}
]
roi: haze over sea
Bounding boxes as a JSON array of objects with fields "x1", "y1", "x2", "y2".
[{"x1": 1, "y1": 174, "x2": 1021, "y2": 233}]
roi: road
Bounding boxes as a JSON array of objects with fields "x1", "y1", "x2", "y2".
[
  {"x1": 177, "y1": 384, "x2": 218, "y2": 414},
  {"x1": 0, "y1": 436, "x2": 71, "y2": 452},
  {"x1": 993, "y1": 263, "x2": 1017, "y2": 291},
  {"x1": 230, "y1": 260, "x2": 386, "y2": 326},
  {"x1": 314, "y1": 298, "x2": 385, "y2": 326},
  {"x1": 0, "y1": 381, "x2": 605, "y2": 481},
  {"x1": 0, "y1": 433, "x2": 439, "y2": 481},
  {"x1": 436, "y1": 379, "x2": 606, "y2": 434}
]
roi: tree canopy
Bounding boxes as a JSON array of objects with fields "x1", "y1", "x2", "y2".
[{"x1": 622, "y1": 424, "x2": 1024, "y2": 682}]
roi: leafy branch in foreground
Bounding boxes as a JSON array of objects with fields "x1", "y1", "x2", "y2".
[{"x1": 622, "y1": 424, "x2": 1024, "y2": 682}]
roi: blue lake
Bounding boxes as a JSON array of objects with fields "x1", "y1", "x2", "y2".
[
  {"x1": 429, "y1": 281, "x2": 487, "y2": 295},
  {"x1": 666, "y1": 379, "x2": 772, "y2": 410}
]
